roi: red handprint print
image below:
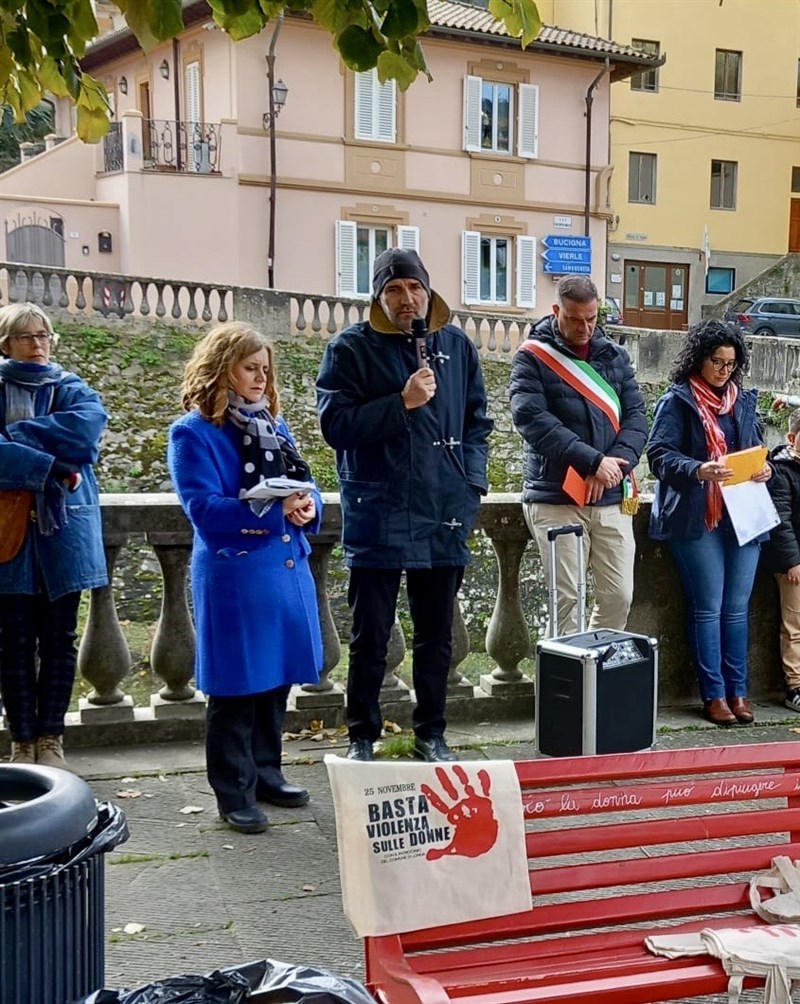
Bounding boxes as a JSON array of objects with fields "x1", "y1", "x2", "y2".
[{"x1": 420, "y1": 764, "x2": 499, "y2": 861}]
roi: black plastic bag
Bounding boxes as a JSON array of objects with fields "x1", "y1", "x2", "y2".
[{"x1": 73, "y1": 959, "x2": 377, "y2": 1004}]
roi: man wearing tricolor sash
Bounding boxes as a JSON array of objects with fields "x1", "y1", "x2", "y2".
[{"x1": 510, "y1": 275, "x2": 647, "y2": 635}]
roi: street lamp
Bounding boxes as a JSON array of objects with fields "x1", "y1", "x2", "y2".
[{"x1": 265, "y1": 20, "x2": 286, "y2": 289}]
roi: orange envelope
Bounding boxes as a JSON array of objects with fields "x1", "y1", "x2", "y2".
[
  {"x1": 721, "y1": 446, "x2": 768, "y2": 486},
  {"x1": 562, "y1": 465, "x2": 589, "y2": 505}
]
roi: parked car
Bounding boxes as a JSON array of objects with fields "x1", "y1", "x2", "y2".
[
  {"x1": 724, "y1": 297, "x2": 800, "y2": 338},
  {"x1": 602, "y1": 296, "x2": 623, "y2": 325}
]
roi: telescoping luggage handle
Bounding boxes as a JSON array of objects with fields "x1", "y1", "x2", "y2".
[{"x1": 546, "y1": 524, "x2": 586, "y2": 638}]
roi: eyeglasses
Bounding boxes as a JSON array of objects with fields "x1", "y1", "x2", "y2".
[
  {"x1": 708, "y1": 357, "x2": 738, "y2": 373},
  {"x1": 11, "y1": 331, "x2": 54, "y2": 344}
]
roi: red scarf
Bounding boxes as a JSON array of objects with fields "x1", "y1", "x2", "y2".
[{"x1": 688, "y1": 374, "x2": 738, "y2": 531}]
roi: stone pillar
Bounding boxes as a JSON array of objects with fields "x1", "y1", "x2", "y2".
[
  {"x1": 447, "y1": 597, "x2": 473, "y2": 696},
  {"x1": 381, "y1": 618, "x2": 411, "y2": 705},
  {"x1": 121, "y1": 110, "x2": 144, "y2": 172},
  {"x1": 481, "y1": 517, "x2": 535, "y2": 700},
  {"x1": 78, "y1": 534, "x2": 135, "y2": 722},
  {"x1": 148, "y1": 534, "x2": 205, "y2": 719}
]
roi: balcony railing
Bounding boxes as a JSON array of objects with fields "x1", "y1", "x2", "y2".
[
  {"x1": 102, "y1": 121, "x2": 124, "y2": 173},
  {"x1": 143, "y1": 119, "x2": 222, "y2": 174}
]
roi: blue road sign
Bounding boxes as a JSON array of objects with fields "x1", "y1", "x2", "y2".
[
  {"x1": 543, "y1": 262, "x2": 592, "y2": 275},
  {"x1": 541, "y1": 235, "x2": 592, "y2": 250},
  {"x1": 541, "y1": 249, "x2": 592, "y2": 265}
]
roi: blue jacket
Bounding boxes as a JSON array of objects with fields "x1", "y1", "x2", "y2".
[
  {"x1": 316, "y1": 320, "x2": 493, "y2": 568},
  {"x1": 0, "y1": 366, "x2": 108, "y2": 599},
  {"x1": 509, "y1": 316, "x2": 647, "y2": 505},
  {"x1": 647, "y1": 382, "x2": 763, "y2": 542},
  {"x1": 168, "y1": 410, "x2": 322, "y2": 696}
]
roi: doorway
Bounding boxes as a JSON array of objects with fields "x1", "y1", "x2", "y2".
[
  {"x1": 624, "y1": 261, "x2": 689, "y2": 330},
  {"x1": 790, "y1": 199, "x2": 800, "y2": 253}
]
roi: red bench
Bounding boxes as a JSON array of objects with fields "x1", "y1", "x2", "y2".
[{"x1": 364, "y1": 741, "x2": 800, "y2": 1004}]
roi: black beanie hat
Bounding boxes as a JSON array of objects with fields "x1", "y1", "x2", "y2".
[{"x1": 372, "y1": 249, "x2": 431, "y2": 299}]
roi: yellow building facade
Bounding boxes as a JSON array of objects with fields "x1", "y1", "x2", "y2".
[{"x1": 538, "y1": 0, "x2": 800, "y2": 326}]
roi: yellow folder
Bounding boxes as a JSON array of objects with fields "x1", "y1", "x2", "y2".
[{"x1": 721, "y1": 446, "x2": 768, "y2": 486}]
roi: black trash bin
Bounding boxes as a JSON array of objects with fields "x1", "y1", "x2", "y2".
[{"x1": 0, "y1": 765, "x2": 128, "y2": 1004}]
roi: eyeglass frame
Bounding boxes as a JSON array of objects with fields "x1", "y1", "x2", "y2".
[
  {"x1": 707, "y1": 356, "x2": 738, "y2": 373},
  {"x1": 10, "y1": 331, "x2": 56, "y2": 345}
]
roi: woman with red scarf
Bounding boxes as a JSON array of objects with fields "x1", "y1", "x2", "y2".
[{"x1": 647, "y1": 321, "x2": 772, "y2": 726}]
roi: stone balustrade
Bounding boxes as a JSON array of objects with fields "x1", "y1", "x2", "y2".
[{"x1": 0, "y1": 492, "x2": 781, "y2": 752}]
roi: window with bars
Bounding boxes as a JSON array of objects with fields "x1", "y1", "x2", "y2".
[
  {"x1": 715, "y1": 50, "x2": 742, "y2": 101},
  {"x1": 711, "y1": 160, "x2": 738, "y2": 210},
  {"x1": 630, "y1": 40, "x2": 660, "y2": 92},
  {"x1": 463, "y1": 75, "x2": 538, "y2": 158},
  {"x1": 628, "y1": 152, "x2": 657, "y2": 204},
  {"x1": 354, "y1": 69, "x2": 396, "y2": 143}
]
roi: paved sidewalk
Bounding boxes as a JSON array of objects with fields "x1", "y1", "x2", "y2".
[{"x1": 73, "y1": 703, "x2": 800, "y2": 1001}]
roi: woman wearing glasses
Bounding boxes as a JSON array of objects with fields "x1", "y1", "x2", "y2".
[
  {"x1": 647, "y1": 320, "x2": 771, "y2": 726},
  {"x1": 0, "y1": 303, "x2": 108, "y2": 767}
]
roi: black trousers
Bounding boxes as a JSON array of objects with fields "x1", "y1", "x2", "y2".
[
  {"x1": 205, "y1": 685, "x2": 291, "y2": 813},
  {"x1": 347, "y1": 566, "x2": 464, "y2": 743},
  {"x1": 0, "y1": 591, "x2": 81, "y2": 742}
]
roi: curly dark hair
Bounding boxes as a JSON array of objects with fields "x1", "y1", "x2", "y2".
[{"x1": 669, "y1": 319, "x2": 749, "y2": 386}]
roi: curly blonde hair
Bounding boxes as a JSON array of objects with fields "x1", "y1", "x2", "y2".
[
  {"x1": 0, "y1": 302, "x2": 58, "y2": 356},
  {"x1": 181, "y1": 323, "x2": 280, "y2": 425}
]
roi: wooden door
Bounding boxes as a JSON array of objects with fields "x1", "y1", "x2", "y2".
[
  {"x1": 789, "y1": 199, "x2": 800, "y2": 253},
  {"x1": 623, "y1": 261, "x2": 689, "y2": 330},
  {"x1": 139, "y1": 80, "x2": 152, "y2": 160}
]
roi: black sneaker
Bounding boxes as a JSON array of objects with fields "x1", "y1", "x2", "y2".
[
  {"x1": 413, "y1": 735, "x2": 457, "y2": 762},
  {"x1": 345, "y1": 738, "x2": 374, "y2": 761},
  {"x1": 785, "y1": 688, "x2": 800, "y2": 712}
]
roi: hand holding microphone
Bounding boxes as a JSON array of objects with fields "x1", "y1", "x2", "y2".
[{"x1": 402, "y1": 318, "x2": 436, "y2": 410}]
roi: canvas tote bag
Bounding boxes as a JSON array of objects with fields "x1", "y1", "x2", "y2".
[
  {"x1": 0, "y1": 489, "x2": 33, "y2": 563},
  {"x1": 325, "y1": 755, "x2": 532, "y2": 937}
]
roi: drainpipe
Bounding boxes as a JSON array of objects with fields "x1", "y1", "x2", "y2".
[
  {"x1": 584, "y1": 58, "x2": 610, "y2": 238},
  {"x1": 172, "y1": 38, "x2": 182, "y2": 172},
  {"x1": 266, "y1": 14, "x2": 283, "y2": 289}
]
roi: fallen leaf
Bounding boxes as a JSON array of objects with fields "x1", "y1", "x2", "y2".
[
  {"x1": 123, "y1": 923, "x2": 145, "y2": 935},
  {"x1": 120, "y1": 776, "x2": 136, "y2": 783},
  {"x1": 383, "y1": 719, "x2": 402, "y2": 734},
  {"x1": 302, "y1": 884, "x2": 315, "y2": 893},
  {"x1": 178, "y1": 805, "x2": 205, "y2": 815},
  {"x1": 116, "y1": 789, "x2": 142, "y2": 799},
  {"x1": 222, "y1": 844, "x2": 234, "y2": 850}
]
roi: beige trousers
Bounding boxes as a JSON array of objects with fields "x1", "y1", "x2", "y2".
[
  {"x1": 524, "y1": 501, "x2": 636, "y2": 637},
  {"x1": 776, "y1": 573, "x2": 800, "y2": 689}
]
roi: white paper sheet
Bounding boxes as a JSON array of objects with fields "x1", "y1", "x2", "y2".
[
  {"x1": 239, "y1": 477, "x2": 312, "y2": 500},
  {"x1": 721, "y1": 481, "x2": 780, "y2": 546}
]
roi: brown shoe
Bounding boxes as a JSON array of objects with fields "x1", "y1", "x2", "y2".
[
  {"x1": 703, "y1": 698, "x2": 737, "y2": 727},
  {"x1": 728, "y1": 696, "x2": 755, "y2": 725},
  {"x1": 9, "y1": 741, "x2": 36, "y2": 764},
  {"x1": 36, "y1": 735, "x2": 68, "y2": 769}
]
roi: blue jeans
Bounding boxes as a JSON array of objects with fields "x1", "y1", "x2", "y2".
[{"x1": 668, "y1": 528, "x2": 760, "y2": 702}]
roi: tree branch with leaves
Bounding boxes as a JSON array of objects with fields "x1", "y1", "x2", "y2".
[{"x1": 0, "y1": 0, "x2": 541, "y2": 142}]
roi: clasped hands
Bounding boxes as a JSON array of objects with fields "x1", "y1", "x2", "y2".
[
  {"x1": 283, "y1": 492, "x2": 315, "y2": 527},
  {"x1": 585, "y1": 456, "x2": 628, "y2": 504}
]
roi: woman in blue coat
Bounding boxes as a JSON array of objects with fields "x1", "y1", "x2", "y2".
[
  {"x1": 647, "y1": 320, "x2": 772, "y2": 727},
  {"x1": 168, "y1": 323, "x2": 322, "y2": 834},
  {"x1": 0, "y1": 303, "x2": 108, "y2": 769}
]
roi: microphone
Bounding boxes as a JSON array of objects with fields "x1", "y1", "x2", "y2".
[{"x1": 411, "y1": 317, "x2": 429, "y2": 370}]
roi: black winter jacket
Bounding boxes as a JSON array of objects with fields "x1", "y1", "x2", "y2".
[
  {"x1": 316, "y1": 320, "x2": 493, "y2": 568},
  {"x1": 763, "y1": 444, "x2": 800, "y2": 573},
  {"x1": 509, "y1": 316, "x2": 647, "y2": 505}
]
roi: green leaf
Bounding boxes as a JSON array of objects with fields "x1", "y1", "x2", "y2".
[
  {"x1": 376, "y1": 48, "x2": 416, "y2": 90},
  {"x1": 76, "y1": 73, "x2": 110, "y2": 142},
  {"x1": 336, "y1": 23, "x2": 383, "y2": 72},
  {"x1": 380, "y1": 0, "x2": 419, "y2": 40},
  {"x1": 488, "y1": 0, "x2": 541, "y2": 47},
  {"x1": 115, "y1": 0, "x2": 158, "y2": 52},
  {"x1": 38, "y1": 54, "x2": 71, "y2": 97},
  {"x1": 148, "y1": 0, "x2": 184, "y2": 40},
  {"x1": 66, "y1": 0, "x2": 99, "y2": 54},
  {"x1": 208, "y1": 0, "x2": 266, "y2": 40}
]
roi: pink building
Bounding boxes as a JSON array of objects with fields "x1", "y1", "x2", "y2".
[{"x1": 0, "y1": 1, "x2": 656, "y2": 314}]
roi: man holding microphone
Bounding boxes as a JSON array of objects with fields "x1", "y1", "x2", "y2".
[{"x1": 316, "y1": 248, "x2": 493, "y2": 762}]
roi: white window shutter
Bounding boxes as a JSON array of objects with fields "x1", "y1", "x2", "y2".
[
  {"x1": 376, "y1": 76, "x2": 396, "y2": 142},
  {"x1": 518, "y1": 83, "x2": 539, "y2": 158},
  {"x1": 185, "y1": 60, "x2": 201, "y2": 124},
  {"x1": 516, "y1": 235, "x2": 537, "y2": 308},
  {"x1": 463, "y1": 75, "x2": 483, "y2": 152},
  {"x1": 354, "y1": 71, "x2": 374, "y2": 140},
  {"x1": 396, "y1": 226, "x2": 419, "y2": 251},
  {"x1": 462, "y1": 230, "x2": 481, "y2": 305},
  {"x1": 336, "y1": 220, "x2": 358, "y2": 297}
]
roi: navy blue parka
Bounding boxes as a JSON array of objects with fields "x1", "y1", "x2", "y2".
[{"x1": 316, "y1": 301, "x2": 493, "y2": 568}]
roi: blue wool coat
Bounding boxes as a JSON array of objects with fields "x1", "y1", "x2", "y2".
[
  {"x1": 167, "y1": 410, "x2": 322, "y2": 697},
  {"x1": 647, "y1": 382, "x2": 764, "y2": 542},
  {"x1": 0, "y1": 367, "x2": 108, "y2": 599}
]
